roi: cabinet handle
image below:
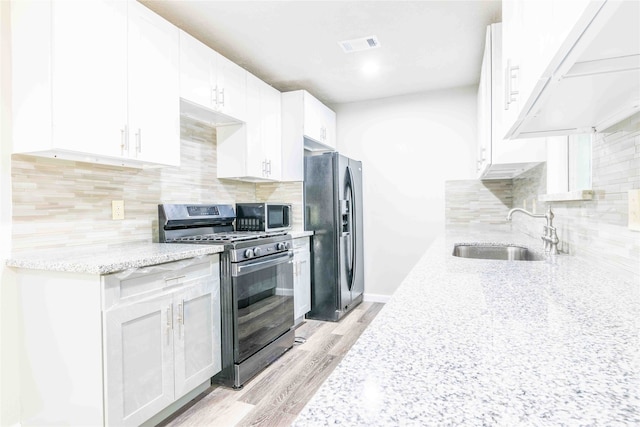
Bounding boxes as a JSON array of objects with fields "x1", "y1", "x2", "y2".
[
  {"x1": 504, "y1": 59, "x2": 520, "y2": 110},
  {"x1": 166, "y1": 305, "x2": 173, "y2": 334},
  {"x1": 267, "y1": 160, "x2": 272, "y2": 175},
  {"x1": 219, "y1": 88, "x2": 225, "y2": 107},
  {"x1": 262, "y1": 160, "x2": 266, "y2": 176},
  {"x1": 120, "y1": 128, "x2": 126, "y2": 155},
  {"x1": 177, "y1": 300, "x2": 184, "y2": 336},
  {"x1": 212, "y1": 85, "x2": 219, "y2": 107},
  {"x1": 124, "y1": 124, "x2": 130, "y2": 152},
  {"x1": 136, "y1": 128, "x2": 142, "y2": 154},
  {"x1": 165, "y1": 275, "x2": 186, "y2": 284}
]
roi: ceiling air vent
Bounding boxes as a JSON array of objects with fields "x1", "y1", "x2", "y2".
[{"x1": 338, "y1": 36, "x2": 381, "y2": 53}]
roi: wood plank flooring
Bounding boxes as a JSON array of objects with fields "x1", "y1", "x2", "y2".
[{"x1": 159, "y1": 301, "x2": 385, "y2": 427}]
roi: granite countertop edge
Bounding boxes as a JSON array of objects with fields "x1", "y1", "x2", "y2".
[
  {"x1": 289, "y1": 230, "x2": 314, "y2": 238},
  {"x1": 5, "y1": 243, "x2": 225, "y2": 275}
]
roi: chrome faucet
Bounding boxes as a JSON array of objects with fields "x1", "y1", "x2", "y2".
[{"x1": 506, "y1": 206, "x2": 559, "y2": 255}]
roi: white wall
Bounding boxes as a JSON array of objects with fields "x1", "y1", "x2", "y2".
[
  {"x1": 334, "y1": 87, "x2": 476, "y2": 299},
  {"x1": 1, "y1": 1, "x2": 20, "y2": 425}
]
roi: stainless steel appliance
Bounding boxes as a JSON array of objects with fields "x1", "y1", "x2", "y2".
[
  {"x1": 304, "y1": 152, "x2": 364, "y2": 321},
  {"x1": 235, "y1": 203, "x2": 292, "y2": 232},
  {"x1": 158, "y1": 204, "x2": 294, "y2": 388}
]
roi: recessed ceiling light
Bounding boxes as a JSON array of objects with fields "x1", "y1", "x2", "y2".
[
  {"x1": 338, "y1": 35, "x2": 381, "y2": 53},
  {"x1": 362, "y1": 61, "x2": 380, "y2": 77}
]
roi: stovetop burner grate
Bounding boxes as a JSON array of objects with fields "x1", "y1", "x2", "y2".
[{"x1": 166, "y1": 230, "x2": 288, "y2": 243}]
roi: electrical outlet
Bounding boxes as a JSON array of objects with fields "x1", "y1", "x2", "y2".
[
  {"x1": 629, "y1": 190, "x2": 640, "y2": 231},
  {"x1": 112, "y1": 200, "x2": 125, "y2": 220}
]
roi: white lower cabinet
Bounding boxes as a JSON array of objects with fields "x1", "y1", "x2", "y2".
[
  {"x1": 104, "y1": 257, "x2": 221, "y2": 426},
  {"x1": 14, "y1": 255, "x2": 221, "y2": 427},
  {"x1": 293, "y1": 237, "x2": 311, "y2": 324},
  {"x1": 105, "y1": 293, "x2": 175, "y2": 427}
]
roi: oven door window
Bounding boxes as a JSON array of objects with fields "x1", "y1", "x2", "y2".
[{"x1": 233, "y1": 256, "x2": 293, "y2": 363}]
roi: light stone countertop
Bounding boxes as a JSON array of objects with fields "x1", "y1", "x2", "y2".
[
  {"x1": 5, "y1": 242, "x2": 224, "y2": 275},
  {"x1": 294, "y1": 225, "x2": 640, "y2": 426},
  {"x1": 289, "y1": 230, "x2": 314, "y2": 239}
]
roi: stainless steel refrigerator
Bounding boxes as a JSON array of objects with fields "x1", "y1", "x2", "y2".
[{"x1": 304, "y1": 152, "x2": 364, "y2": 321}]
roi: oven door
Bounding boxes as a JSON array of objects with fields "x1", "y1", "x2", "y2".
[{"x1": 231, "y1": 250, "x2": 294, "y2": 363}]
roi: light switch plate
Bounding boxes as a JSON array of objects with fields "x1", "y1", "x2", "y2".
[
  {"x1": 629, "y1": 190, "x2": 640, "y2": 231},
  {"x1": 112, "y1": 200, "x2": 125, "y2": 220}
]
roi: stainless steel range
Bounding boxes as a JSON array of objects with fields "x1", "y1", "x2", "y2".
[{"x1": 158, "y1": 204, "x2": 295, "y2": 389}]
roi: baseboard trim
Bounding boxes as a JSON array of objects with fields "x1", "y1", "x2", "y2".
[{"x1": 363, "y1": 293, "x2": 391, "y2": 303}]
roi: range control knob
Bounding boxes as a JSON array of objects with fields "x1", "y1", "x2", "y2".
[
  {"x1": 276, "y1": 242, "x2": 286, "y2": 251},
  {"x1": 244, "y1": 249, "x2": 254, "y2": 259},
  {"x1": 253, "y1": 247, "x2": 263, "y2": 257}
]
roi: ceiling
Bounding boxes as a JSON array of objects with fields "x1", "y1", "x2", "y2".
[{"x1": 141, "y1": 0, "x2": 502, "y2": 106}]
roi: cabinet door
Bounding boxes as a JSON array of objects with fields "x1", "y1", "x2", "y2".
[
  {"x1": 477, "y1": 25, "x2": 492, "y2": 176},
  {"x1": 262, "y1": 82, "x2": 282, "y2": 180},
  {"x1": 173, "y1": 278, "x2": 222, "y2": 398},
  {"x1": 293, "y1": 245, "x2": 311, "y2": 320},
  {"x1": 51, "y1": 0, "x2": 127, "y2": 158},
  {"x1": 215, "y1": 53, "x2": 247, "y2": 121},
  {"x1": 319, "y1": 103, "x2": 336, "y2": 149},
  {"x1": 302, "y1": 93, "x2": 322, "y2": 143},
  {"x1": 128, "y1": 1, "x2": 180, "y2": 166},
  {"x1": 244, "y1": 73, "x2": 265, "y2": 178},
  {"x1": 104, "y1": 293, "x2": 175, "y2": 427},
  {"x1": 501, "y1": 0, "x2": 524, "y2": 136},
  {"x1": 179, "y1": 30, "x2": 216, "y2": 110}
]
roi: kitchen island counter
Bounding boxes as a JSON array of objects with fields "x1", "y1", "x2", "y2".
[
  {"x1": 294, "y1": 226, "x2": 640, "y2": 426},
  {"x1": 6, "y1": 241, "x2": 224, "y2": 274}
]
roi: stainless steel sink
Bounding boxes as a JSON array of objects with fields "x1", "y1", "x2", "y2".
[{"x1": 452, "y1": 244, "x2": 545, "y2": 261}]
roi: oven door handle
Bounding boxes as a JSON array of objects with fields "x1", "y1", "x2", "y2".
[{"x1": 232, "y1": 251, "x2": 293, "y2": 277}]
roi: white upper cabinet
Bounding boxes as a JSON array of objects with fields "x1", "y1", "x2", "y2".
[
  {"x1": 281, "y1": 90, "x2": 336, "y2": 181},
  {"x1": 50, "y1": 0, "x2": 128, "y2": 159},
  {"x1": 127, "y1": 1, "x2": 180, "y2": 166},
  {"x1": 217, "y1": 73, "x2": 282, "y2": 181},
  {"x1": 302, "y1": 92, "x2": 336, "y2": 149},
  {"x1": 179, "y1": 30, "x2": 246, "y2": 124},
  {"x1": 502, "y1": 0, "x2": 639, "y2": 139},
  {"x1": 11, "y1": 0, "x2": 180, "y2": 168},
  {"x1": 477, "y1": 23, "x2": 546, "y2": 180}
]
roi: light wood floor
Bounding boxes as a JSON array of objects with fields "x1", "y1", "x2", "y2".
[{"x1": 159, "y1": 301, "x2": 385, "y2": 427}]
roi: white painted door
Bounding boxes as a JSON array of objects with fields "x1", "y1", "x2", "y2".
[
  {"x1": 179, "y1": 30, "x2": 216, "y2": 110},
  {"x1": 319, "y1": 102, "x2": 336, "y2": 149},
  {"x1": 173, "y1": 279, "x2": 222, "y2": 398},
  {"x1": 294, "y1": 240, "x2": 311, "y2": 320},
  {"x1": 51, "y1": 0, "x2": 127, "y2": 158},
  {"x1": 215, "y1": 53, "x2": 247, "y2": 121},
  {"x1": 261, "y1": 82, "x2": 282, "y2": 180},
  {"x1": 302, "y1": 92, "x2": 322, "y2": 143},
  {"x1": 128, "y1": 1, "x2": 180, "y2": 166},
  {"x1": 245, "y1": 72, "x2": 265, "y2": 178},
  {"x1": 104, "y1": 293, "x2": 175, "y2": 427}
]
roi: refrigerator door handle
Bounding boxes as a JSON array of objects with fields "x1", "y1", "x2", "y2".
[{"x1": 345, "y1": 165, "x2": 357, "y2": 291}]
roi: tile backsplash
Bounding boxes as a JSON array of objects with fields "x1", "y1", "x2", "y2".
[
  {"x1": 446, "y1": 112, "x2": 640, "y2": 281},
  {"x1": 11, "y1": 116, "x2": 303, "y2": 250}
]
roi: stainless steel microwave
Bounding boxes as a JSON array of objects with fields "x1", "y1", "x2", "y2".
[{"x1": 235, "y1": 203, "x2": 292, "y2": 232}]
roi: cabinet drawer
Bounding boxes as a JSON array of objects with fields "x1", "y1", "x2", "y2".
[
  {"x1": 103, "y1": 255, "x2": 218, "y2": 310},
  {"x1": 292, "y1": 236, "x2": 310, "y2": 251}
]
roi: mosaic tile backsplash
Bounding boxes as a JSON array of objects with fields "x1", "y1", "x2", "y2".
[
  {"x1": 11, "y1": 116, "x2": 303, "y2": 250},
  {"x1": 446, "y1": 113, "x2": 640, "y2": 281}
]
